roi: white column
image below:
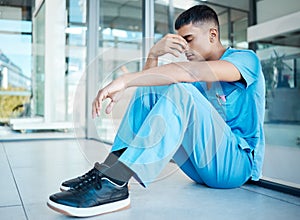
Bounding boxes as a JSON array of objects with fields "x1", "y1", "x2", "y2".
[
  {"x1": 44, "y1": 0, "x2": 66, "y2": 122},
  {"x1": 86, "y1": 0, "x2": 100, "y2": 139},
  {"x1": 142, "y1": 0, "x2": 154, "y2": 65}
]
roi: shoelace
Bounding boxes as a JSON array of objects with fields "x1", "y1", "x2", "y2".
[
  {"x1": 78, "y1": 167, "x2": 98, "y2": 180},
  {"x1": 71, "y1": 163, "x2": 110, "y2": 191},
  {"x1": 73, "y1": 172, "x2": 103, "y2": 191},
  {"x1": 75, "y1": 162, "x2": 108, "y2": 184}
]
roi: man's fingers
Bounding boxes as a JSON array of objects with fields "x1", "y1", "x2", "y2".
[
  {"x1": 170, "y1": 42, "x2": 186, "y2": 53},
  {"x1": 168, "y1": 48, "x2": 181, "y2": 57},
  {"x1": 162, "y1": 36, "x2": 187, "y2": 57},
  {"x1": 92, "y1": 88, "x2": 118, "y2": 117},
  {"x1": 165, "y1": 34, "x2": 187, "y2": 49},
  {"x1": 96, "y1": 99, "x2": 102, "y2": 116},
  {"x1": 92, "y1": 93, "x2": 104, "y2": 118},
  {"x1": 162, "y1": 42, "x2": 184, "y2": 57},
  {"x1": 92, "y1": 102, "x2": 97, "y2": 118},
  {"x1": 171, "y1": 37, "x2": 187, "y2": 50},
  {"x1": 92, "y1": 101, "x2": 99, "y2": 118},
  {"x1": 105, "y1": 100, "x2": 115, "y2": 114},
  {"x1": 91, "y1": 74, "x2": 124, "y2": 117}
]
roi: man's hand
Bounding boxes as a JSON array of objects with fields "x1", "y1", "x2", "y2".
[
  {"x1": 143, "y1": 34, "x2": 188, "y2": 70},
  {"x1": 149, "y1": 34, "x2": 188, "y2": 58},
  {"x1": 92, "y1": 77, "x2": 127, "y2": 118}
]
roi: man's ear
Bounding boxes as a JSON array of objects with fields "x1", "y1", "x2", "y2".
[{"x1": 209, "y1": 28, "x2": 218, "y2": 42}]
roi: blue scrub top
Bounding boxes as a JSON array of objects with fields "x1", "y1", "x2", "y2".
[{"x1": 195, "y1": 47, "x2": 265, "y2": 181}]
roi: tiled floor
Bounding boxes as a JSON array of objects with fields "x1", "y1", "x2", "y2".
[{"x1": 0, "y1": 139, "x2": 300, "y2": 220}]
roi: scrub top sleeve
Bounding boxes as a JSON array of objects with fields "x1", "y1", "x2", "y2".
[{"x1": 221, "y1": 50, "x2": 261, "y2": 88}]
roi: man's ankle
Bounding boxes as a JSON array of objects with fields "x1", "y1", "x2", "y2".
[
  {"x1": 103, "y1": 148, "x2": 127, "y2": 166},
  {"x1": 102, "y1": 160, "x2": 134, "y2": 185}
]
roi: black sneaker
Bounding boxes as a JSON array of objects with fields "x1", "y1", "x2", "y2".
[
  {"x1": 47, "y1": 171, "x2": 130, "y2": 217},
  {"x1": 60, "y1": 162, "x2": 108, "y2": 191}
]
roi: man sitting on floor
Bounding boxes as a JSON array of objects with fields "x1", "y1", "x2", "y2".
[{"x1": 47, "y1": 5, "x2": 265, "y2": 217}]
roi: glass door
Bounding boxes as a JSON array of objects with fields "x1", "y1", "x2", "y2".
[
  {"x1": 32, "y1": 3, "x2": 45, "y2": 117},
  {"x1": 258, "y1": 43, "x2": 300, "y2": 187},
  {"x1": 93, "y1": 0, "x2": 143, "y2": 143}
]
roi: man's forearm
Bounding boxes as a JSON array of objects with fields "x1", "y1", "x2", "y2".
[
  {"x1": 122, "y1": 60, "x2": 241, "y2": 88},
  {"x1": 123, "y1": 62, "x2": 195, "y2": 88}
]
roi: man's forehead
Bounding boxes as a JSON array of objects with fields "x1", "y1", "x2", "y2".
[
  {"x1": 176, "y1": 22, "x2": 214, "y2": 36},
  {"x1": 176, "y1": 23, "x2": 202, "y2": 35}
]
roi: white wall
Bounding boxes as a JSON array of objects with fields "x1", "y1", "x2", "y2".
[
  {"x1": 44, "y1": 0, "x2": 66, "y2": 122},
  {"x1": 0, "y1": 6, "x2": 21, "y2": 20},
  {"x1": 257, "y1": 0, "x2": 300, "y2": 23}
]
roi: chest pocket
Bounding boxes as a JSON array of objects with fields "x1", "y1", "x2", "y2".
[
  {"x1": 222, "y1": 87, "x2": 246, "y2": 122},
  {"x1": 223, "y1": 87, "x2": 242, "y2": 106}
]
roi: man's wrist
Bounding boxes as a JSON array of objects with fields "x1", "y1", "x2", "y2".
[
  {"x1": 120, "y1": 73, "x2": 133, "y2": 89},
  {"x1": 147, "y1": 48, "x2": 159, "y2": 59},
  {"x1": 147, "y1": 53, "x2": 158, "y2": 60}
]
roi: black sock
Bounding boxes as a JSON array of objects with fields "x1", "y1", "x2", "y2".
[
  {"x1": 102, "y1": 160, "x2": 134, "y2": 185},
  {"x1": 103, "y1": 148, "x2": 127, "y2": 166},
  {"x1": 102, "y1": 148, "x2": 134, "y2": 185}
]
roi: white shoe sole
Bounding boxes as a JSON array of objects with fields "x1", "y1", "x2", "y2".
[
  {"x1": 47, "y1": 197, "x2": 130, "y2": 217},
  {"x1": 59, "y1": 185, "x2": 70, "y2": 191},
  {"x1": 60, "y1": 184, "x2": 131, "y2": 192}
]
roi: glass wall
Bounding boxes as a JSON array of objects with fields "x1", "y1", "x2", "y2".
[
  {"x1": 65, "y1": 0, "x2": 87, "y2": 123},
  {"x1": 94, "y1": 0, "x2": 143, "y2": 142},
  {"x1": 258, "y1": 43, "x2": 300, "y2": 186},
  {"x1": 32, "y1": 3, "x2": 45, "y2": 117},
  {"x1": 0, "y1": 4, "x2": 32, "y2": 125},
  {"x1": 252, "y1": 0, "x2": 300, "y2": 187},
  {"x1": 0, "y1": 0, "x2": 87, "y2": 137}
]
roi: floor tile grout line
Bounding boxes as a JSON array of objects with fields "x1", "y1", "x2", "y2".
[
  {"x1": 0, "y1": 204, "x2": 24, "y2": 208},
  {"x1": 241, "y1": 186, "x2": 300, "y2": 207},
  {"x1": 2, "y1": 143, "x2": 29, "y2": 220}
]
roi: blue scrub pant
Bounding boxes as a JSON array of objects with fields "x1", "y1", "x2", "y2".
[{"x1": 111, "y1": 83, "x2": 253, "y2": 188}]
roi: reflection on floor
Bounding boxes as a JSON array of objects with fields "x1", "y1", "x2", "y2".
[{"x1": 0, "y1": 139, "x2": 300, "y2": 220}]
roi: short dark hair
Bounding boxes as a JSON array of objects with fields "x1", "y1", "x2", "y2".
[{"x1": 174, "y1": 5, "x2": 219, "y2": 31}]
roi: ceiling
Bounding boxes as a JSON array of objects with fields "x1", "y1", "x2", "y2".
[
  {"x1": 0, "y1": 0, "x2": 299, "y2": 48},
  {"x1": 100, "y1": 0, "x2": 249, "y2": 33},
  {"x1": 249, "y1": 16, "x2": 300, "y2": 49},
  {"x1": 0, "y1": 0, "x2": 249, "y2": 13},
  {"x1": 198, "y1": 0, "x2": 249, "y2": 11},
  {"x1": 0, "y1": 0, "x2": 32, "y2": 7},
  {"x1": 264, "y1": 31, "x2": 300, "y2": 48}
]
